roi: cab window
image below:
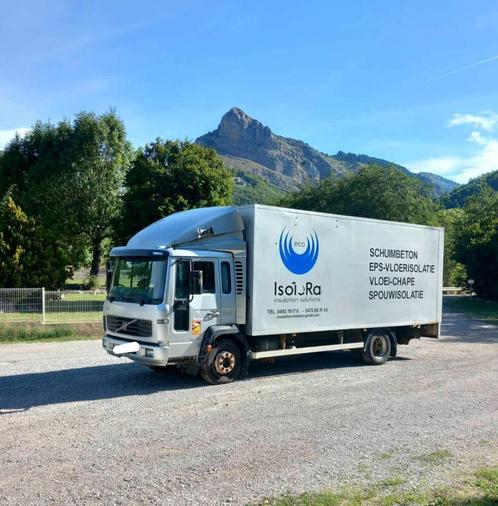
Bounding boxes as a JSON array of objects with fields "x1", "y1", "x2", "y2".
[
  {"x1": 193, "y1": 261, "x2": 215, "y2": 293},
  {"x1": 174, "y1": 260, "x2": 190, "y2": 331},
  {"x1": 221, "y1": 262, "x2": 231, "y2": 294},
  {"x1": 175, "y1": 260, "x2": 190, "y2": 299}
]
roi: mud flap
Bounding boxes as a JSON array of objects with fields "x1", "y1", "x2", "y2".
[{"x1": 420, "y1": 323, "x2": 440, "y2": 338}]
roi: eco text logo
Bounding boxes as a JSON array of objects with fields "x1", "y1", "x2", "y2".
[{"x1": 278, "y1": 228, "x2": 319, "y2": 275}]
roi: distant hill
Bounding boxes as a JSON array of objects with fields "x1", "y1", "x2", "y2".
[
  {"x1": 196, "y1": 108, "x2": 459, "y2": 201},
  {"x1": 416, "y1": 172, "x2": 460, "y2": 197},
  {"x1": 440, "y1": 170, "x2": 498, "y2": 208},
  {"x1": 233, "y1": 169, "x2": 285, "y2": 205}
]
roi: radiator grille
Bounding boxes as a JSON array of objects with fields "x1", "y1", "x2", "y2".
[
  {"x1": 106, "y1": 315, "x2": 152, "y2": 338},
  {"x1": 234, "y1": 261, "x2": 244, "y2": 295}
]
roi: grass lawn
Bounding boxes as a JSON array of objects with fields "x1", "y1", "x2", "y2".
[
  {"x1": 0, "y1": 324, "x2": 101, "y2": 344},
  {"x1": 64, "y1": 274, "x2": 105, "y2": 289},
  {"x1": 443, "y1": 295, "x2": 498, "y2": 325},
  {"x1": 256, "y1": 466, "x2": 498, "y2": 505}
]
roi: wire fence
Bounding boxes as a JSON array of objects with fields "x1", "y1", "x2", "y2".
[{"x1": 0, "y1": 288, "x2": 106, "y2": 324}]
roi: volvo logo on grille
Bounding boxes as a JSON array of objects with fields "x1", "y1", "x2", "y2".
[{"x1": 114, "y1": 318, "x2": 138, "y2": 333}]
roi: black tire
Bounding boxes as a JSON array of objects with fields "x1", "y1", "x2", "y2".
[
  {"x1": 200, "y1": 338, "x2": 242, "y2": 385},
  {"x1": 362, "y1": 330, "x2": 391, "y2": 365}
]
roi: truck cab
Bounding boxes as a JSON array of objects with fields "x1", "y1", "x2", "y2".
[{"x1": 102, "y1": 207, "x2": 248, "y2": 383}]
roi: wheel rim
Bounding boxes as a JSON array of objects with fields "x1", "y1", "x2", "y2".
[
  {"x1": 372, "y1": 335, "x2": 388, "y2": 358},
  {"x1": 214, "y1": 350, "x2": 236, "y2": 375}
]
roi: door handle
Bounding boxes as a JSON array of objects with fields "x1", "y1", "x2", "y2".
[{"x1": 206, "y1": 310, "x2": 220, "y2": 317}]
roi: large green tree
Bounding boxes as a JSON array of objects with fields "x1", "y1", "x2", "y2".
[
  {"x1": 283, "y1": 165, "x2": 439, "y2": 225},
  {"x1": 436, "y1": 207, "x2": 467, "y2": 286},
  {"x1": 0, "y1": 193, "x2": 70, "y2": 287},
  {"x1": 0, "y1": 111, "x2": 132, "y2": 279},
  {"x1": 454, "y1": 185, "x2": 498, "y2": 300},
  {"x1": 117, "y1": 140, "x2": 233, "y2": 243}
]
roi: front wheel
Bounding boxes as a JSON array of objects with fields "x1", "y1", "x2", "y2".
[
  {"x1": 362, "y1": 330, "x2": 391, "y2": 365},
  {"x1": 200, "y1": 338, "x2": 242, "y2": 385}
]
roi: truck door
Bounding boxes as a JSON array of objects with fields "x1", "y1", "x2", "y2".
[
  {"x1": 171, "y1": 259, "x2": 221, "y2": 356},
  {"x1": 191, "y1": 259, "x2": 221, "y2": 337}
]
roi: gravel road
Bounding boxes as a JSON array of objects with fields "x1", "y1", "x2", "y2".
[{"x1": 0, "y1": 304, "x2": 497, "y2": 505}]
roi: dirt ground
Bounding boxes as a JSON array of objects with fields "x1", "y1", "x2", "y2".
[{"x1": 0, "y1": 303, "x2": 497, "y2": 505}]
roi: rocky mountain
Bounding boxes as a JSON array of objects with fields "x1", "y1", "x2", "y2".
[{"x1": 196, "y1": 108, "x2": 459, "y2": 198}]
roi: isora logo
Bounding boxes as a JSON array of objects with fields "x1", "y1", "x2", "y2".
[{"x1": 278, "y1": 228, "x2": 319, "y2": 275}]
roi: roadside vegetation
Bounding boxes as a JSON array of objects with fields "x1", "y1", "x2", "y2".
[
  {"x1": 0, "y1": 324, "x2": 100, "y2": 344},
  {"x1": 256, "y1": 466, "x2": 498, "y2": 506}
]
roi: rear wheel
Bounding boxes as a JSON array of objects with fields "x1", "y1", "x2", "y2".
[
  {"x1": 362, "y1": 330, "x2": 391, "y2": 365},
  {"x1": 200, "y1": 338, "x2": 242, "y2": 385}
]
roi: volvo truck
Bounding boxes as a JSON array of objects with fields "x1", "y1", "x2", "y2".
[{"x1": 102, "y1": 205, "x2": 444, "y2": 384}]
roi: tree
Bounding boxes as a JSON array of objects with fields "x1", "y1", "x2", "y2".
[
  {"x1": 0, "y1": 111, "x2": 133, "y2": 280},
  {"x1": 282, "y1": 165, "x2": 439, "y2": 225},
  {"x1": 436, "y1": 208, "x2": 467, "y2": 286},
  {"x1": 0, "y1": 193, "x2": 70, "y2": 287},
  {"x1": 454, "y1": 185, "x2": 498, "y2": 300},
  {"x1": 0, "y1": 133, "x2": 33, "y2": 196},
  {"x1": 117, "y1": 140, "x2": 233, "y2": 242}
]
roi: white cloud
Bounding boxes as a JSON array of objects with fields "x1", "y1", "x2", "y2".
[
  {"x1": 406, "y1": 111, "x2": 498, "y2": 184},
  {"x1": 467, "y1": 130, "x2": 488, "y2": 145},
  {"x1": 0, "y1": 127, "x2": 30, "y2": 150},
  {"x1": 412, "y1": 157, "x2": 465, "y2": 175},
  {"x1": 460, "y1": 138, "x2": 498, "y2": 181},
  {"x1": 448, "y1": 112, "x2": 498, "y2": 131}
]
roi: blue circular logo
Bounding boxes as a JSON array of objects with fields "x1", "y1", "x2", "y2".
[{"x1": 278, "y1": 228, "x2": 319, "y2": 275}]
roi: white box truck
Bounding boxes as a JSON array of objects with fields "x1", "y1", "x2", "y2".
[{"x1": 103, "y1": 205, "x2": 444, "y2": 384}]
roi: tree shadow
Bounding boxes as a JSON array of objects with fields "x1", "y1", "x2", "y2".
[{"x1": 441, "y1": 313, "x2": 498, "y2": 343}]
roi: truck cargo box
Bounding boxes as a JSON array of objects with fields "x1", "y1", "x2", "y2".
[{"x1": 238, "y1": 205, "x2": 444, "y2": 336}]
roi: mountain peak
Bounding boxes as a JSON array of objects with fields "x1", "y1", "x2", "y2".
[
  {"x1": 217, "y1": 107, "x2": 273, "y2": 142},
  {"x1": 223, "y1": 107, "x2": 251, "y2": 122},
  {"x1": 198, "y1": 107, "x2": 274, "y2": 148}
]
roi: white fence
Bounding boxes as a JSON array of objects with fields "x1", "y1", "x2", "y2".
[{"x1": 0, "y1": 288, "x2": 105, "y2": 324}]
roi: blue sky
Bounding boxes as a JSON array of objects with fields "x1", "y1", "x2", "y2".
[{"x1": 1, "y1": 0, "x2": 498, "y2": 183}]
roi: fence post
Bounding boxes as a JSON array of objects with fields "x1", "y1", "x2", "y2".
[{"x1": 41, "y1": 287, "x2": 46, "y2": 324}]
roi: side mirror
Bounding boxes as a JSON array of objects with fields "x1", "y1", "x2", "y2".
[{"x1": 190, "y1": 270, "x2": 203, "y2": 295}]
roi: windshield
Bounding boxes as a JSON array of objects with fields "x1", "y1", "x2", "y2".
[{"x1": 109, "y1": 257, "x2": 167, "y2": 304}]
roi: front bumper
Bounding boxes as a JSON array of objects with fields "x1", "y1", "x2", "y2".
[{"x1": 102, "y1": 335, "x2": 169, "y2": 366}]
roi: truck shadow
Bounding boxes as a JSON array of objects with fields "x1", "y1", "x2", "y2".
[
  {"x1": 0, "y1": 362, "x2": 197, "y2": 413},
  {"x1": 0, "y1": 351, "x2": 382, "y2": 412}
]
